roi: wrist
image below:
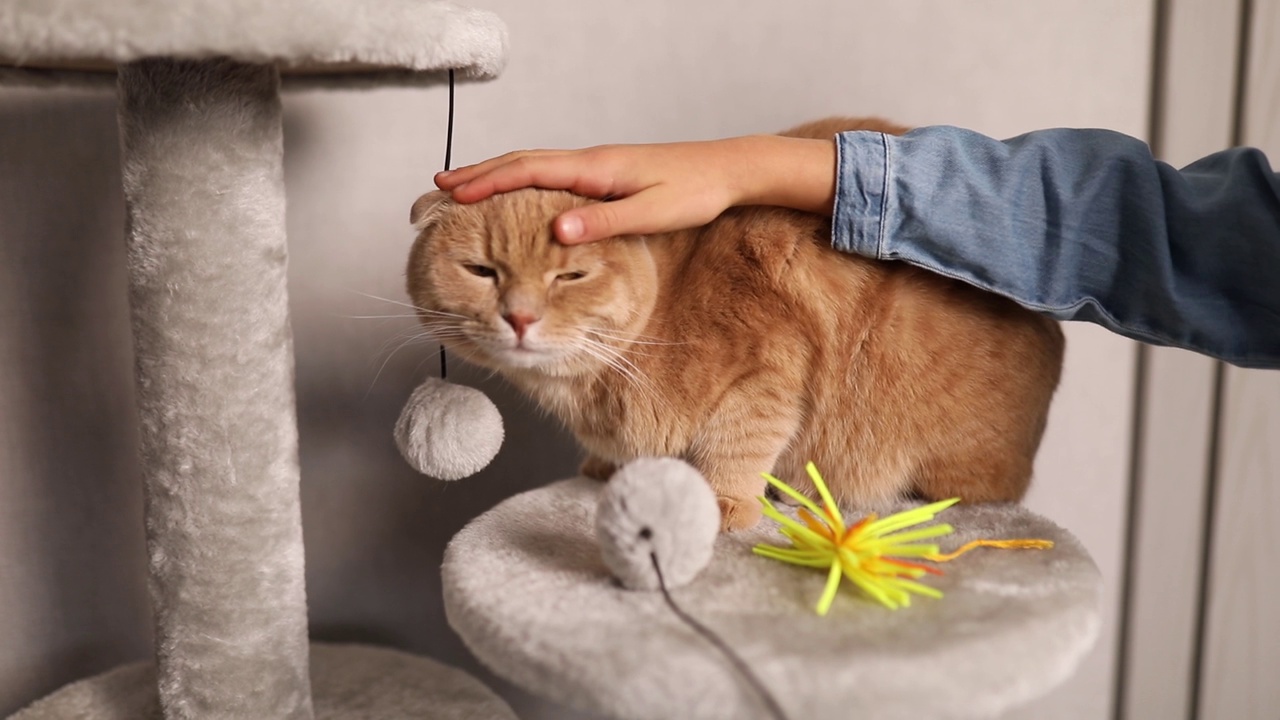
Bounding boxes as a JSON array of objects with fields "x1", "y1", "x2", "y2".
[{"x1": 730, "y1": 135, "x2": 837, "y2": 215}]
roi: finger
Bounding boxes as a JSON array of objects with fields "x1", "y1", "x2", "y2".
[
  {"x1": 434, "y1": 149, "x2": 561, "y2": 190},
  {"x1": 555, "y1": 187, "x2": 704, "y2": 244},
  {"x1": 451, "y1": 152, "x2": 620, "y2": 204}
]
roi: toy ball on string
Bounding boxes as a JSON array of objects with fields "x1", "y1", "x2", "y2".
[
  {"x1": 595, "y1": 457, "x2": 721, "y2": 591},
  {"x1": 395, "y1": 376, "x2": 503, "y2": 480}
]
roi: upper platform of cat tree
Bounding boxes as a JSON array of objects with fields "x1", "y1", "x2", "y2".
[
  {"x1": 0, "y1": 0, "x2": 507, "y2": 86},
  {"x1": 444, "y1": 477, "x2": 1104, "y2": 720}
]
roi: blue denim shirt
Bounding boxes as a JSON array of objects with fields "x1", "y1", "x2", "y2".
[{"x1": 832, "y1": 126, "x2": 1280, "y2": 368}]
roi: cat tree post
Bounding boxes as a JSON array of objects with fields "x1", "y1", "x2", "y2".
[
  {"x1": 0, "y1": 2, "x2": 515, "y2": 718},
  {"x1": 117, "y1": 57, "x2": 311, "y2": 719}
]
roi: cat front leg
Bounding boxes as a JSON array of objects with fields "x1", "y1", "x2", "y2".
[
  {"x1": 580, "y1": 454, "x2": 618, "y2": 481},
  {"x1": 691, "y1": 381, "x2": 803, "y2": 531}
]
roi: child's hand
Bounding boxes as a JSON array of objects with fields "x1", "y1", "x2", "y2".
[{"x1": 435, "y1": 135, "x2": 836, "y2": 244}]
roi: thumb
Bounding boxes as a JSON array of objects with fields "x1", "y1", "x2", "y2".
[{"x1": 554, "y1": 202, "x2": 635, "y2": 244}]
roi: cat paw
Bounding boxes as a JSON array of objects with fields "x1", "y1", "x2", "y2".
[
  {"x1": 765, "y1": 483, "x2": 804, "y2": 507},
  {"x1": 581, "y1": 456, "x2": 618, "y2": 481},
  {"x1": 717, "y1": 495, "x2": 763, "y2": 531}
]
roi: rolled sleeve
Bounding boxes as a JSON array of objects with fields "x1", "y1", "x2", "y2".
[
  {"x1": 825, "y1": 125, "x2": 1280, "y2": 368},
  {"x1": 832, "y1": 130, "x2": 889, "y2": 259}
]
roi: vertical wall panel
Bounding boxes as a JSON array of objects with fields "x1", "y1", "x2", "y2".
[
  {"x1": 0, "y1": 88, "x2": 151, "y2": 716},
  {"x1": 1119, "y1": 2, "x2": 1240, "y2": 718},
  {"x1": 1199, "y1": 4, "x2": 1280, "y2": 717}
]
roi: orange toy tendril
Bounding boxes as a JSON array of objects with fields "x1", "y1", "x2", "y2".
[{"x1": 753, "y1": 462, "x2": 1053, "y2": 614}]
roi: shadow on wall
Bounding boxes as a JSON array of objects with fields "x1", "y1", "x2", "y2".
[
  {"x1": 0, "y1": 83, "x2": 590, "y2": 718},
  {"x1": 0, "y1": 88, "x2": 151, "y2": 715}
]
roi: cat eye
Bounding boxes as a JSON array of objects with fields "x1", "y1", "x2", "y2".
[
  {"x1": 556, "y1": 271, "x2": 588, "y2": 282},
  {"x1": 464, "y1": 263, "x2": 498, "y2": 279}
]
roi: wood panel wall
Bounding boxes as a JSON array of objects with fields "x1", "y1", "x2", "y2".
[
  {"x1": 1121, "y1": 3, "x2": 1278, "y2": 719},
  {"x1": 1198, "y1": 4, "x2": 1280, "y2": 717}
]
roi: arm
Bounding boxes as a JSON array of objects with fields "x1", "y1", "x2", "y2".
[
  {"x1": 835, "y1": 127, "x2": 1280, "y2": 368},
  {"x1": 435, "y1": 135, "x2": 836, "y2": 242}
]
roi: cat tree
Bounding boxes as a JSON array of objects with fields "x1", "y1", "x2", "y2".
[{"x1": 0, "y1": 2, "x2": 517, "y2": 718}]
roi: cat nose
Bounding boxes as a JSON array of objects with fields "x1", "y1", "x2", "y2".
[{"x1": 503, "y1": 312, "x2": 538, "y2": 340}]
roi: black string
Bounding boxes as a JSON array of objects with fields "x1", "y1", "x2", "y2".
[
  {"x1": 440, "y1": 68, "x2": 455, "y2": 380},
  {"x1": 649, "y1": 553, "x2": 789, "y2": 720},
  {"x1": 444, "y1": 68, "x2": 455, "y2": 172}
]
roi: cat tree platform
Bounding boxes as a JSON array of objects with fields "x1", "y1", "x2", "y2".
[
  {"x1": 443, "y1": 477, "x2": 1103, "y2": 720},
  {"x1": 0, "y1": 1, "x2": 506, "y2": 85},
  {"x1": 1, "y1": 2, "x2": 513, "y2": 719},
  {"x1": 11, "y1": 644, "x2": 516, "y2": 720}
]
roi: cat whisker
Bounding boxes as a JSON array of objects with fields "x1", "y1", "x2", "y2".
[
  {"x1": 571, "y1": 337, "x2": 670, "y2": 415},
  {"x1": 365, "y1": 336, "x2": 423, "y2": 398},
  {"x1": 348, "y1": 291, "x2": 471, "y2": 320},
  {"x1": 366, "y1": 326, "x2": 466, "y2": 359},
  {"x1": 590, "y1": 334, "x2": 681, "y2": 348},
  {"x1": 574, "y1": 325, "x2": 684, "y2": 346},
  {"x1": 373, "y1": 323, "x2": 468, "y2": 354},
  {"x1": 419, "y1": 309, "x2": 474, "y2": 320},
  {"x1": 344, "y1": 313, "x2": 450, "y2": 320},
  {"x1": 372, "y1": 327, "x2": 431, "y2": 358},
  {"x1": 410, "y1": 345, "x2": 450, "y2": 378},
  {"x1": 374, "y1": 328, "x2": 454, "y2": 360},
  {"x1": 574, "y1": 342, "x2": 640, "y2": 390},
  {"x1": 365, "y1": 320, "x2": 473, "y2": 395},
  {"x1": 349, "y1": 291, "x2": 429, "y2": 312}
]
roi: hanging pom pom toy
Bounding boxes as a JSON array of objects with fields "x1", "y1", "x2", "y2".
[
  {"x1": 595, "y1": 457, "x2": 721, "y2": 591},
  {"x1": 395, "y1": 376, "x2": 504, "y2": 480},
  {"x1": 393, "y1": 71, "x2": 507, "y2": 482}
]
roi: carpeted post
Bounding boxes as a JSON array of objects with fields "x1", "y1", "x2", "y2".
[{"x1": 117, "y1": 58, "x2": 312, "y2": 720}]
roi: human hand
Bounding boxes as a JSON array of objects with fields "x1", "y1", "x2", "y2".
[{"x1": 434, "y1": 135, "x2": 837, "y2": 244}]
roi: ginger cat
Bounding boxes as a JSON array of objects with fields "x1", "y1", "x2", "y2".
[{"x1": 406, "y1": 117, "x2": 1064, "y2": 531}]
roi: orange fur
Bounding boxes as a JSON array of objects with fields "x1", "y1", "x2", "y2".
[{"x1": 406, "y1": 118, "x2": 1064, "y2": 531}]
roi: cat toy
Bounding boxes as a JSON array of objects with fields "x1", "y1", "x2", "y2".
[
  {"x1": 394, "y1": 375, "x2": 503, "y2": 480},
  {"x1": 755, "y1": 462, "x2": 1054, "y2": 614},
  {"x1": 394, "y1": 69, "x2": 507, "y2": 481},
  {"x1": 594, "y1": 458, "x2": 787, "y2": 720}
]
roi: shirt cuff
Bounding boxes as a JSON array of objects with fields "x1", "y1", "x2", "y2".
[{"x1": 832, "y1": 130, "x2": 889, "y2": 259}]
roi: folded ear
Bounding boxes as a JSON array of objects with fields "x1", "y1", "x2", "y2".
[{"x1": 411, "y1": 190, "x2": 453, "y2": 231}]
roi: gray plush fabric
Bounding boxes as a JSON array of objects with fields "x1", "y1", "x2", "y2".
[
  {"x1": 118, "y1": 59, "x2": 311, "y2": 720},
  {"x1": 596, "y1": 458, "x2": 720, "y2": 590},
  {"x1": 7, "y1": 643, "x2": 518, "y2": 720},
  {"x1": 0, "y1": 0, "x2": 506, "y2": 81},
  {"x1": 444, "y1": 477, "x2": 1102, "y2": 720},
  {"x1": 395, "y1": 377, "x2": 504, "y2": 480}
]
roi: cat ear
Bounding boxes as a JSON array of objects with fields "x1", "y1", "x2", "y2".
[{"x1": 410, "y1": 190, "x2": 452, "y2": 231}]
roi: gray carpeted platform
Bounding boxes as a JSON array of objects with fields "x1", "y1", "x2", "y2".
[
  {"x1": 0, "y1": 0, "x2": 507, "y2": 84},
  {"x1": 8, "y1": 643, "x2": 518, "y2": 720},
  {"x1": 443, "y1": 477, "x2": 1102, "y2": 720}
]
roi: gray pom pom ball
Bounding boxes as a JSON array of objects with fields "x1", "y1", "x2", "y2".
[
  {"x1": 595, "y1": 457, "x2": 721, "y2": 590},
  {"x1": 395, "y1": 377, "x2": 503, "y2": 480}
]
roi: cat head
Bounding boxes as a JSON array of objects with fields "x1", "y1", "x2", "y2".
[{"x1": 406, "y1": 188, "x2": 658, "y2": 377}]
